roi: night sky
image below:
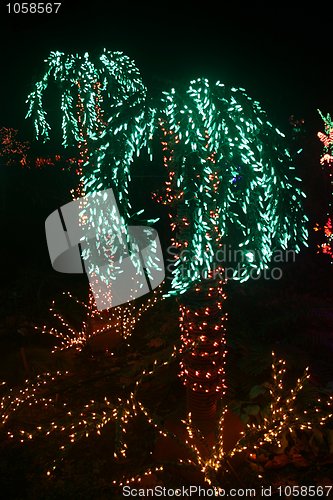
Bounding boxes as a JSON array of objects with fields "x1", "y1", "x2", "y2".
[{"x1": 1, "y1": 6, "x2": 331, "y2": 134}]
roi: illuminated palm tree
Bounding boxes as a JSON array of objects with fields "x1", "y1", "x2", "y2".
[
  {"x1": 155, "y1": 78, "x2": 308, "y2": 429},
  {"x1": 26, "y1": 50, "x2": 157, "y2": 310}
]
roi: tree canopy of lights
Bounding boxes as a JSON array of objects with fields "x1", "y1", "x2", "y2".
[
  {"x1": 156, "y1": 78, "x2": 308, "y2": 295},
  {"x1": 26, "y1": 49, "x2": 155, "y2": 214},
  {"x1": 315, "y1": 110, "x2": 333, "y2": 260}
]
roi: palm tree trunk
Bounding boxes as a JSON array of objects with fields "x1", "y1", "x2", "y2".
[{"x1": 179, "y1": 276, "x2": 227, "y2": 434}]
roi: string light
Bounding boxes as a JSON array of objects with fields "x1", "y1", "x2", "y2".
[
  {"x1": 2, "y1": 344, "x2": 332, "y2": 489},
  {"x1": 178, "y1": 278, "x2": 227, "y2": 394},
  {"x1": 0, "y1": 127, "x2": 29, "y2": 166},
  {"x1": 315, "y1": 110, "x2": 333, "y2": 260},
  {"x1": 36, "y1": 285, "x2": 163, "y2": 353},
  {"x1": 230, "y1": 353, "x2": 333, "y2": 461},
  {"x1": 1, "y1": 371, "x2": 69, "y2": 431},
  {"x1": 2, "y1": 343, "x2": 179, "y2": 477},
  {"x1": 26, "y1": 50, "x2": 155, "y2": 211},
  {"x1": 111, "y1": 354, "x2": 333, "y2": 488},
  {"x1": 0, "y1": 127, "x2": 78, "y2": 170},
  {"x1": 178, "y1": 353, "x2": 333, "y2": 487}
]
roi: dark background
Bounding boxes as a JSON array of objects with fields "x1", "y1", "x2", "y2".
[{"x1": 1, "y1": 5, "x2": 331, "y2": 134}]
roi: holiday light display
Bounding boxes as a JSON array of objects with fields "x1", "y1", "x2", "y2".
[
  {"x1": 155, "y1": 79, "x2": 308, "y2": 413},
  {"x1": 315, "y1": 111, "x2": 333, "y2": 259},
  {"x1": 0, "y1": 127, "x2": 30, "y2": 166},
  {"x1": 37, "y1": 285, "x2": 163, "y2": 353},
  {"x1": 14, "y1": 56, "x2": 316, "y2": 489}
]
